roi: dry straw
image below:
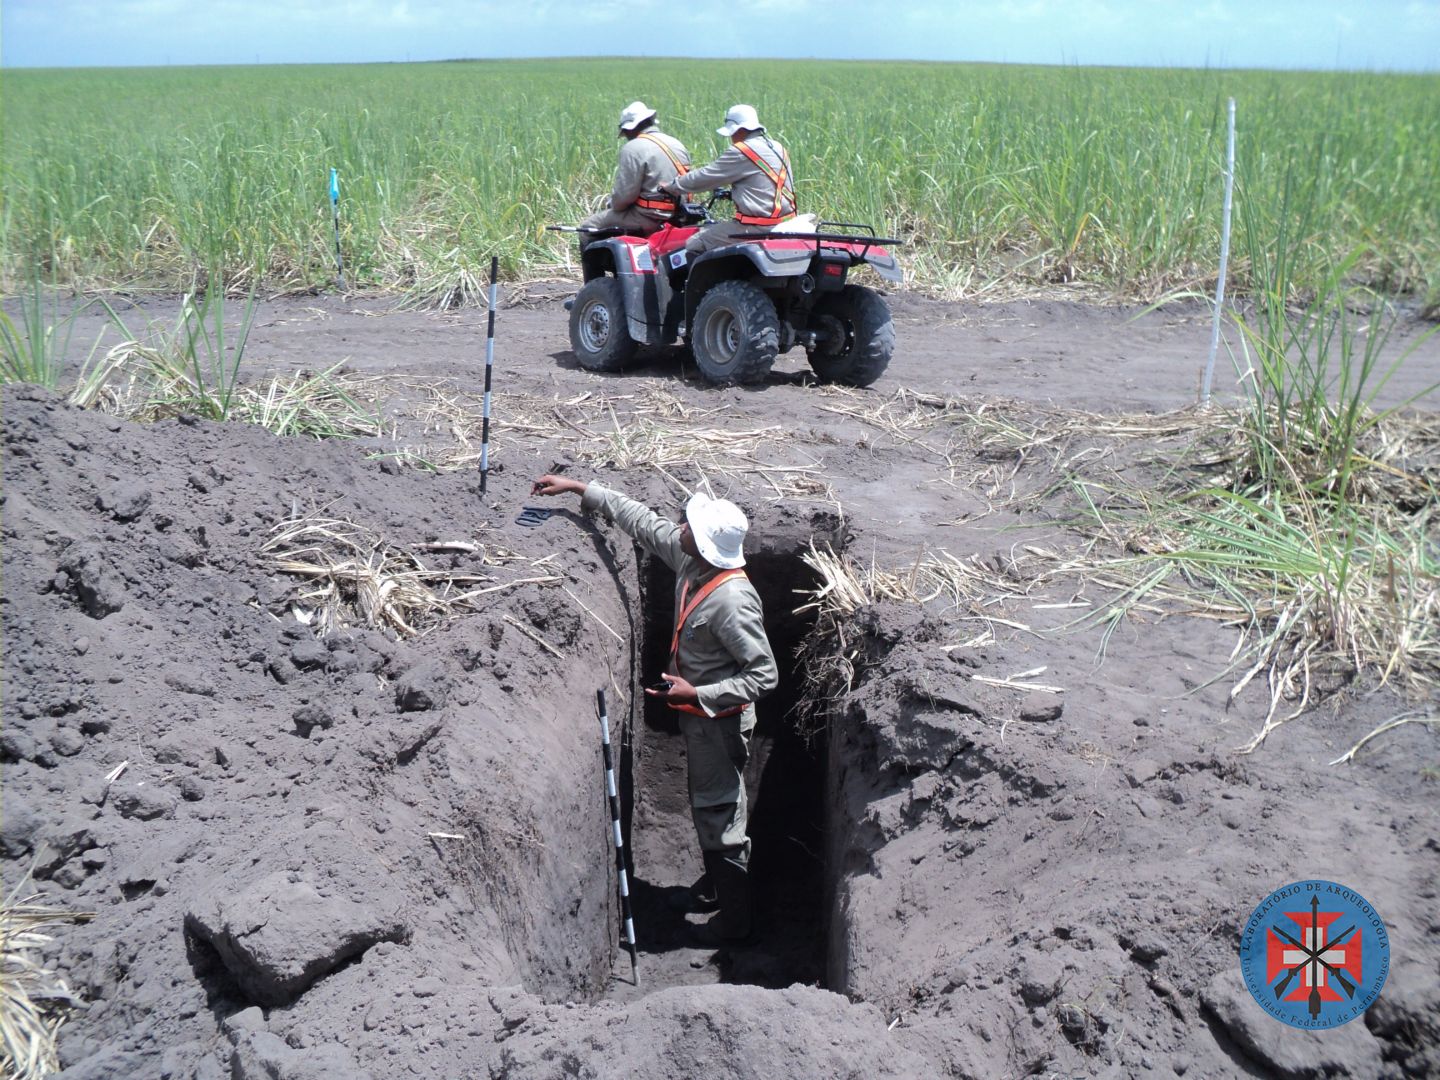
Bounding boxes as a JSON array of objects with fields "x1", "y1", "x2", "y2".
[
  {"x1": 1, "y1": 867, "x2": 94, "y2": 1080},
  {"x1": 791, "y1": 541, "x2": 1027, "y2": 733},
  {"x1": 399, "y1": 382, "x2": 834, "y2": 502},
  {"x1": 818, "y1": 385, "x2": 1206, "y2": 505},
  {"x1": 73, "y1": 340, "x2": 384, "y2": 441},
  {"x1": 801, "y1": 384, "x2": 1437, "y2": 754},
  {"x1": 263, "y1": 512, "x2": 560, "y2": 637}
]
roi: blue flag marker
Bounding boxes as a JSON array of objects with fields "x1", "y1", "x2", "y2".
[{"x1": 329, "y1": 168, "x2": 345, "y2": 291}]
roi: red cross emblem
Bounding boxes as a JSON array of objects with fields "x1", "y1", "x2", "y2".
[{"x1": 1265, "y1": 901, "x2": 1364, "y2": 1008}]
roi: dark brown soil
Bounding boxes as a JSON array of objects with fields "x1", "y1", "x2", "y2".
[{"x1": 3, "y1": 287, "x2": 1437, "y2": 1079}]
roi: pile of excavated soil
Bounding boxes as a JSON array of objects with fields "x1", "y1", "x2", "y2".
[{"x1": 3, "y1": 290, "x2": 1438, "y2": 1079}]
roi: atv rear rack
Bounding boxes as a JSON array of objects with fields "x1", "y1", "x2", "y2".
[
  {"x1": 728, "y1": 221, "x2": 904, "y2": 258},
  {"x1": 548, "y1": 222, "x2": 903, "y2": 257}
]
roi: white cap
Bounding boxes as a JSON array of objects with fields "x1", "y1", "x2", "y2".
[
  {"x1": 685, "y1": 492, "x2": 748, "y2": 569},
  {"x1": 717, "y1": 104, "x2": 763, "y2": 137},
  {"x1": 618, "y1": 100, "x2": 658, "y2": 133}
]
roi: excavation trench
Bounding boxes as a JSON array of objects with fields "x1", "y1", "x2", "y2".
[{"x1": 450, "y1": 506, "x2": 850, "y2": 1003}]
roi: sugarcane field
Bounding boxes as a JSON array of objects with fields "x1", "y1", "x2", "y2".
[{"x1": 3, "y1": 29, "x2": 1439, "y2": 1080}]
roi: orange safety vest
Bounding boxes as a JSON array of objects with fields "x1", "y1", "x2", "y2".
[
  {"x1": 668, "y1": 568, "x2": 749, "y2": 718},
  {"x1": 733, "y1": 138, "x2": 796, "y2": 227},
  {"x1": 634, "y1": 133, "x2": 690, "y2": 216}
]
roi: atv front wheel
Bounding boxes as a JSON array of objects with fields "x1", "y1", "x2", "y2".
[
  {"x1": 569, "y1": 277, "x2": 637, "y2": 372},
  {"x1": 691, "y1": 281, "x2": 779, "y2": 385},
  {"x1": 806, "y1": 285, "x2": 895, "y2": 387}
]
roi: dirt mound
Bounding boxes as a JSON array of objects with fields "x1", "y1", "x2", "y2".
[
  {"x1": 492, "y1": 984, "x2": 932, "y2": 1078},
  {"x1": 4, "y1": 289, "x2": 1438, "y2": 1078},
  {"x1": 3, "y1": 384, "x2": 614, "y2": 1073}
]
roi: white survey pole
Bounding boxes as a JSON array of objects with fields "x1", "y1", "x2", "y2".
[{"x1": 1202, "y1": 98, "x2": 1236, "y2": 407}]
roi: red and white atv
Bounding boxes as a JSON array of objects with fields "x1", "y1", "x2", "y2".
[{"x1": 552, "y1": 194, "x2": 903, "y2": 386}]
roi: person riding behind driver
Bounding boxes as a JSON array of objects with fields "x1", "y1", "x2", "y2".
[
  {"x1": 578, "y1": 101, "x2": 693, "y2": 249},
  {"x1": 659, "y1": 104, "x2": 796, "y2": 255}
]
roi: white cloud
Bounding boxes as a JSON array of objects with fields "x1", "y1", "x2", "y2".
[{"x1": 1403, "y1": 0, "x2": 1440, "y2": 26}]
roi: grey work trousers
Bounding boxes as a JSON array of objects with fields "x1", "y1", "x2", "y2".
[
  {"x1": 579, "y1": 206, "x2": 665, "y2": 244},
  {"x1": 679, "y1": 708, "x2": 753, "y2": 863}
]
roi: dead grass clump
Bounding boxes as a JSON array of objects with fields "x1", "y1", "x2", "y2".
[
  {"x1": 263, "y1": 512, "x2": 560, "y2": 637},
  {"x1": 819, "y1": 386, "x2": 1206, "y2": 504},
  {"x1": 75, "y1": 342, "x2": 383, "y2": 441},
  {"x1": 2, "y1": 870, "x2": 94, "y2": 1080},
  {"x1": 1038, "y1": 406, "x2": 1440, "y2": 752},
  {"x1": 791, "y1": 542, "x2": 1026, "y2": 735},
  {"x1": 808, "y1": 383, "x2": 1437, "y2": 754}
]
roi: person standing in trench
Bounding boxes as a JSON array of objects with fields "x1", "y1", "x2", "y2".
[{"x1": 531, "y1": 474, "x2": 778, "y2": 950}]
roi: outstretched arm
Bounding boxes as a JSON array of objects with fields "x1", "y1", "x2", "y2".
[
  {"x1": 532, "y1": 474, "x2": 587, "y2": 498},
  {"x1": 532, "y1": 475, "x2": 686, "y2": 572},
  {"x1": 664, "y1": 146, "x2": 750, "y2": 195}
]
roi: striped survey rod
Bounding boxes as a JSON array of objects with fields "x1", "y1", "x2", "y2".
[
  {"x1": 597, "y1": 688, "x2": 639, "y2": 985},
  {"x1": 478, "y1": 255, "x2": 498, "y2": 496}
]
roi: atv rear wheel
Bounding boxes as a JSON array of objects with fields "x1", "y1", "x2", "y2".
[
  {"x1": 806, "y1": 285, "x2": 894, "y2": 387},
  {"x1": 691, "y1": 280, "x2": 779, "y2": 385},
  {"x1": 569, "y1": 277, "x2": 637, "y2": 372}
]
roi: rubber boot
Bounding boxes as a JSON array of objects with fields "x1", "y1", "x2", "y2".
[
  {"x1": 686, "y1": 850, "x2": 754, "y2": 948},
  {"x1": 713, "y1": 849, "x2": 754, "y2": 944},
  {"x1": 667, "y1": 867, "x2": 718, "y2": 914}
]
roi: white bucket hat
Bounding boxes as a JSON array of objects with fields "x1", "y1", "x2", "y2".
[
  {"x1": 618, "y1": 100, "x2": 658, "y2": 134},
  {"x1": 685, "y1": 492, "x2": 748, "y2": 569},
  {"x1": 717, "y1": 104, "x2": 763, "y2": 137}
]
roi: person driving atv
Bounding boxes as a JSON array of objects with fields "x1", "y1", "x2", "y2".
[
  {"x1": 578, "y1": 101, "x2": 693, "y2": 249},
  {"x1": 660, "y1": 104, "x2": 796, "y2": 255}
]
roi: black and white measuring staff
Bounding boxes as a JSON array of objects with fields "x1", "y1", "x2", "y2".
[
  {"x1": 478, "y1": 255, "x2": 498, "y2": 495},
  {"x1": 597, "y1": 688, "x2": 640, "y2": 986},
  {"x1": 328, "y1": 168, "x2": 345, "y2": 291}
]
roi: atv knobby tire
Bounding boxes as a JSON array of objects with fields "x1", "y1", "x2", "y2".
[
  {"x1": 806, "y1": 285, "x2": 895, "y2": 387},
  {"x1": 569, "y1": 277, "x2": 638, "y2": 372},
  {"x1": 691, "y1": 280, "x2": 779, "y2": 385}
]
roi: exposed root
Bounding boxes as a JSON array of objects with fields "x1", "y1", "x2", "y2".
[{"x1": 1328, "y1": 711, "x2": 1440, "y2": 766}]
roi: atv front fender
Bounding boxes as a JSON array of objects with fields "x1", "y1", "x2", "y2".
[{"x1": 585, "y1": 237, "x2": 681, "y2": 346}]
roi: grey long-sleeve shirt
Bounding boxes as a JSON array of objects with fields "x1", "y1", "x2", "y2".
[
  {"x1": 582, "y1": 484, "x2": 778, "y2": 717},
  {"x1": 673, "y1": 133, "x2": 796, "y2": 221},
  {"x1": 609, "y1": 129, "x2": 691, "y2": 218}
]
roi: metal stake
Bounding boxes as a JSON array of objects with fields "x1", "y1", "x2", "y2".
[
  {"x1": 597, "y1": 688, "x2": 639, "y2": 985},
  {"x1": 1202, "y1": 97, "x2": 1236, "y2": 407},
  {"x1": 478, "y1": 255, "x2": 498, "y2": 495}
]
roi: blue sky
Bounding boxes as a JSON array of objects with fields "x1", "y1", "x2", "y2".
[{"x1": 3, "y1": 0, "x2": 1437, "y2": 70}]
